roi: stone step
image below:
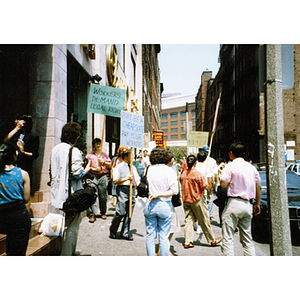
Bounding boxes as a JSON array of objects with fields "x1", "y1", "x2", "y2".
[{"x1": 26, "y1": 235, "x2": 62, "y2": 256}]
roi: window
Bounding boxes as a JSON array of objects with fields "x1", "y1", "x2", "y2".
[
  {"x1": 192, "y1": 118, "x2": 196, "y2": 124},
  {"x1": 192, "y1": 126, "x2": 195, "y2": 131},
  {"x1": 191, "y1": 109, "x2": 195, "y2": 117},
  {"x1": 181, "y1": 127, "x2": 185, "y2": 132},
  {"x1": 162, "y1": 114, "x2": 168, "y2": 121},
  {"x1": 181, "y1": 120, "x2": 186, "y2": 125},
  {"x1": 171, "y1": 135, "x2": 178, "y2": 140},
  {"x1": 181, "y1": 134, "x2": 186, "y2": 139},
  {"x1": 171, "y1": 128, "x2": 178, "y2": 133},
  {"x1": 170, "y1": 112, "x2": 178, "y2": 119},
  {"x1": 180, "y1": 111, "x2": 186, "y2": 118},
  {"x1": 162, "y1": 129, "x2": 168, "y2": 134},
  {"x1": 170, "y1": 121, "x2": 178, "y2": 126},
  {"x1": 161, "y1": 122, "x2": 168, "y2": 127}
]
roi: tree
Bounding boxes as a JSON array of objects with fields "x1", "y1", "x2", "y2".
[{"x1": 167, "y1": 146, "x2": 187, "y2": 163}]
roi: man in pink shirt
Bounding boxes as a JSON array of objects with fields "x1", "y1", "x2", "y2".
[
  {"x1": 220, "y1": 142, "x2": 261, "y2": 256},
  {"x1": 86, "y1": 138, "x2": 111, "y2": 222}
]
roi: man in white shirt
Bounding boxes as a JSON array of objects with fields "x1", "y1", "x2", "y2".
[
  {"x1": 142, "y1": 149, "x2": 150, "y2": 166},
  {"x1": 203, "y1": 146, "x2": 218, "y2": 219},
  {"x1": 109, "y1": 149, "x2": 140, "y2": 241}
]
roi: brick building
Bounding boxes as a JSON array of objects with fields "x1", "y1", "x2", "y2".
[
  {"x1": 161, "y1": 94, "x2": 196, "y2": 147},
  {"x1": 142, "y1": 44, "x2": 162, "y2": 139},
  {"x1": 197, "y1": 44, "x2": 300, "y2": 163}
]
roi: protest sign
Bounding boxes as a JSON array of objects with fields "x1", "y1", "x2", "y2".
[
  {"x1": 87, "y1": 83, "x2": 126, "y2": 118},
  {"x1": 187, "y1": 131, "x2": 209, "y2": 148},
  {"x1": 120, "y1": 110, "x2": 144, "y2": 149},
  {"x1": 153, "y1": 131, "x2": 164, "y2": 146}
]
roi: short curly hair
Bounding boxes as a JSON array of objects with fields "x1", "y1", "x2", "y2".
[
  {"x1": 60, "y1": 123, "x2": 82, "y2": 145},
  {"x1": 149, "y1": 146, "x2": 171, "y2": 165}
]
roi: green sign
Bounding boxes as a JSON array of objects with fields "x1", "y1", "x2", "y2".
[{"x1": 87, "y1": 83, "x2": 126, "y2": 118}]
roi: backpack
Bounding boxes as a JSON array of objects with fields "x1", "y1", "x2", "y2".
[
  {"x1": 61, "y1": 185, "x2": 97, "y2": 217},
  {"x1": 60, "y1": 147, "x2": 97, "y2": 216},
  {"x1": 137, "y1": 167, "x2": 149, "y2": 198}
]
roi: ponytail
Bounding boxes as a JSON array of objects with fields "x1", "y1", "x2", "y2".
[{"x1": 187, "y1": 154, "x2": 197, "y2": 169}]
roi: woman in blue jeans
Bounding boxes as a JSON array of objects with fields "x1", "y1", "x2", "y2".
[
  {"x1": 0, "y1": 143, "x2": 31, "y2": 255},
  {"x1": 143, "y1": 147, "x2": 178, "y2": 256}
]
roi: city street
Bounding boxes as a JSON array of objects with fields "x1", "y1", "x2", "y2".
[{"x1": 76, "y1": 197, "x2": 300, "y2": 256}]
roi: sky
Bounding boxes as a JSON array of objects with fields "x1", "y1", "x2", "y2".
[{"x1": 159, "y1": 44, "x2": 220, "y2": 96}]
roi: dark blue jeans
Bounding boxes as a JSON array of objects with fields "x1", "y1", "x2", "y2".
[
  {"x1": 0, "y1": 202, "x2": 31, "y2": 256},
  {"x1": 110, "y1": 186, "x2": 135, "y2": 237}
]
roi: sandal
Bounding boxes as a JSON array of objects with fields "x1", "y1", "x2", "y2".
[{"x1": 184, "y1": 242, "x2": 194, "y2": 249}]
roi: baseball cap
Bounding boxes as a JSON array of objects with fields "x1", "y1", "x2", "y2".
[{"x1": 203, "y1": 145, "x2": 210, "y2": 152}]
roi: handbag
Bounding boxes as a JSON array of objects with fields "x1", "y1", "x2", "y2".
[
  {"x1": 171, "y1": 193, "x2": 182, "y2": 207},
  {"x1": 137, "y1": 167, "x2": 149, "y2": 198}
]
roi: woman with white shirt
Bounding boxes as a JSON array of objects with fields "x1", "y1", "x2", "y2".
[{"x1": 143, "y1": 147, "x2": 178, "y2": 256}]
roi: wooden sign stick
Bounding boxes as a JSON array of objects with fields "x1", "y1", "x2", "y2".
[
  {"x1": 99, "y1": 115, "x2": 106, "y2": 158},
  {"x1": 129, "y1": 148, "x2": 133, "y2": 219}
]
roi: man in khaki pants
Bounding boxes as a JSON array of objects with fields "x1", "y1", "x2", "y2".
[{"x1": 220, "y1": 142, "x2": 261, "y2": 256}]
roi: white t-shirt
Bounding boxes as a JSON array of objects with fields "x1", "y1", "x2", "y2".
[
  {"x1": 195, "y1": 161, "x2": 212, "y2": 178},
  {"x1": 147, "y1": 164, "x2": 178, "y2": 201}
]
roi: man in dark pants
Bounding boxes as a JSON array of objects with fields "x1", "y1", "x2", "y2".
[{"x1": 109, "y1": 149, "x2": 140, "y2": 240}]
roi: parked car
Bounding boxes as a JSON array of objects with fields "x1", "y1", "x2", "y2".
[
  {"x1": 253, "y1": 162, "x2": 266, "y2": 171},
  {"x1": 286, "y1": 163, "x2": 300, "y2": 176},
  {"x1": 252, "y1": 170, "x2": 300, "y2": 245}
]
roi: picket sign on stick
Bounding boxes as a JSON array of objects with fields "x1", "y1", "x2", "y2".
[
  {"x1": 204, "y1": 93, "x2": 222, "y2": 176},
  {"x1": 120, "y1": 110, "x2": 144, "y2": 219},
  {"x1": 99, "y1": 115, "x2": 106, "y2": 157},
  {"x1": 129, "y1": 148, "x2": 133, "y2": 219}
]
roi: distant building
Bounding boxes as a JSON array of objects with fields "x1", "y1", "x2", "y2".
[
  {"x1": 197, "y1": 44, "x2": 300, "y2": 162},
  {"x1": 161, "y1": 94, "x2": 196, "y2": 147}
]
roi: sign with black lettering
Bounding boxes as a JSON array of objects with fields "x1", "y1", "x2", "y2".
[
  {"x1": 87, "y1": 83, "x2": 126, "y2": 117},
  {"x1": 187, "y1": 131, "x2": 209, "y2": 148},
  {"x1": 120, "y1": 110, "x2": 144, "y2": 149}
]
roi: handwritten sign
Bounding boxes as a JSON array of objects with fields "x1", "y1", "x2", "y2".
[
  {"x1": 153, "y1": 131, "x2": 164, "y2": 147},
  {"x1": 187, "y1": 131, "x2": 209, "y2": 148},
  {"x1": 87, "y1": 83, "x2": 126, "y2": 118},
  {"x1": 120, "y1": 110, "x2": 144, "y2": 149}
]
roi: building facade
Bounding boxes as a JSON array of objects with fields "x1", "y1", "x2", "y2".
[
  {"x1": 142, "y1": 44, "x2": 162, "y2": 141},
  {"x1": 0, "y1": 44, "x2": 144, "y2": 216},
  {"x1": 198, "y1": 44, "x2": 300, "y2": 163},
  {"x1": 161, "y1": 94, "x2": 196, "y2": 147}
]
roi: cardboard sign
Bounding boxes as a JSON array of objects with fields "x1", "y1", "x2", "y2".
[
  {"x1": 87, "y1": 83, "x2": 126, "y2": 118},
  {"x1": 187, "y1": 131, "x2": 209, "y2": 148},
  {"x1": 153, "y1": 131, "x2": 164, "y2": 146},
  {"x1": 120, "y1": 110, "x2": 144, "y2": 149}
]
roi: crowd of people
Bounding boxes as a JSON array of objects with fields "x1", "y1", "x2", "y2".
[{"x1": 0, "y1": 118, "x2": 262, "y2": 256}]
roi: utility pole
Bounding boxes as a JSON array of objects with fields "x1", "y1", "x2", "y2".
[{"x1": 264, "y1": 44, "x2": 292, "y2": 255}]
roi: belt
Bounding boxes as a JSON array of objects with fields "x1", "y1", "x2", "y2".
[{"x1": 229, "y1": 196, "x2": 255, "y2": 203}]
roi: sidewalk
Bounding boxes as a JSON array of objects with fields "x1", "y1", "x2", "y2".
[{"x1": 76, "y1": 197, "x2": 269, "y2": 256}]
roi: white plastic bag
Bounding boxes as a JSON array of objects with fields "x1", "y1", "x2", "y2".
[
  {"x1": 135, "y1": 197, "x2": 147, "y2": 209},
  {"x1": 39, "y1": 213, "x2": 65, "y2": 237}
]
